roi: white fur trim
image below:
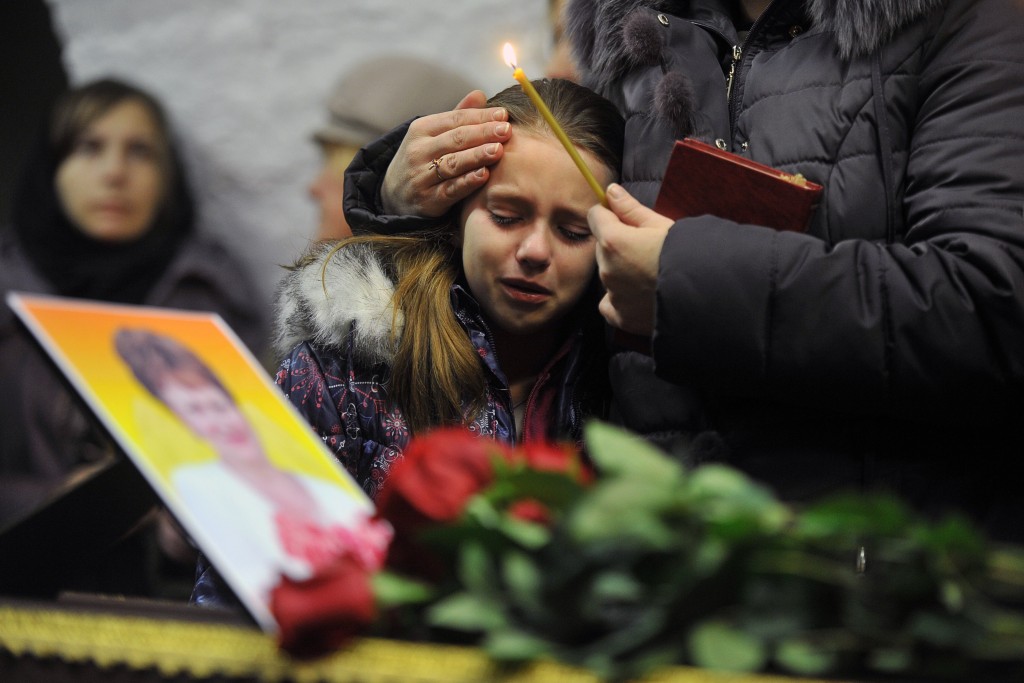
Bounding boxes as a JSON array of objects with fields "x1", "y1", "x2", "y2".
[{"x1": 273, "y1": 242, "x2": 402, "y2": 364}]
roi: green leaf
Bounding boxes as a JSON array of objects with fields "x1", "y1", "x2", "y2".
[
  {"x1": 502, "y1": 550, "x2": 543, "y2": 615},
  {"x1": 916, "y1": 514, "x2": 987, "y2": 560},
  {"x1": 687, "y1": 620, "x2": 767, "y2": 672},
  {"x1": 590, "y1": 571, "x2": 642, "y2": 603},
  {"x1": 581, "y1": 651, "x2": 615, "y2": 680},
  {"x1": 940, "y1": 579, "x2": 965, "y2": 612},
  {"x1": 584, "y1": 421, "x2": 684, "y2": 483},
  {"x1": 797, "y1": 494, "x2": 911, "y2": 540},
  {"x1": 568, "y1": 479, "x2": 677, "y2": 547},
  {"x1": 427, "y1": 592, "x2": 506, "y2": 631},
  {"x1": 690, "y1": 538, "x2": 729, "y2": 578},
  {"x1": 867, "y1": 647, "x2": 913, "y2": 673},
  {"x1": 909, "y1": 612, "x2": 966, "y2": 647},
  {"x1": 629, "y1": 644, "x2": 687, "y2": 679},
  {"x1": 464, "y1": 496, "x2": 503, "y2": 530},
  {"x1": 458, "y1": 541, "x2": 497, "y2": 595},
  {"x1": 371, "y1": 571, "x2": 435, "y2": 607},
  {"x1": 775, "y1": 637, "x2": 839, "y2": 676},
  {"x1": 490, "y1": 469, "x2": 586, "y2": 509},
  {"x1": 686, "y1": 465, "x2": 790, "y2": 537},
  {"x1": 687, "y1": 464, "x2": 760, "y2": 498},
  {"x1": 966, "y1": 609, "x2": 1024, "y2": 659},
  {"x1": 483, "y1": 628, "x2": 551, "y2": 662},
  {"x1": 498, "y1": 515, "x2": 551, "y2": 549}
]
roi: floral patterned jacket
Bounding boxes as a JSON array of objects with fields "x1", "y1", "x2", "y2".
[{"x1": 272, "y1": 241, "x2": 608, "y2": 501}]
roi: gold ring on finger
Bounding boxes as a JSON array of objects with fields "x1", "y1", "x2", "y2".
[{"x1": 429, "y1": 156, "x2": 446, "y2": 181}]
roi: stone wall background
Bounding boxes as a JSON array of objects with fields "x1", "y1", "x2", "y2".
[{"x1": 45, "y1": 0, "x2": 551, "y2": 321}]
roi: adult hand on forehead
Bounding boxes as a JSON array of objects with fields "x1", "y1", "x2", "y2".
[
  {"x1": 380, "y1": 90, "x2": 512, "y2": 218},
  {"x1": 588, "y1": 184, "x2": 673, "y2": 337}
]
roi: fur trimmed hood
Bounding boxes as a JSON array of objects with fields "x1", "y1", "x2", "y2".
[
  {"x1": 566, "y1": 0, "x2": 945, "y2": 85},
  {"x1": 804, "y1": 0, "x2": 944, "y2": 59},
  {"x1": 273, "y1": 241, "x2": 402, "y2": 364}
]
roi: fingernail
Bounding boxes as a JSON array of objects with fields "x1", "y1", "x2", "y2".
[
  {"x1": 495, "y1": 122, "x2": 510, "y2": 136},
  {"x1": 607, "y1": 183, "x2": 624, "y2": 199},
  {"x1": 474, "y1": 168, "x2": 486, "y2": 178},
  {"x1": 485, "y1": 143, "x2": 500, "y2": 156},
  {"x1": 492, "y1": 108, "x2": 507, "y2": 121}
]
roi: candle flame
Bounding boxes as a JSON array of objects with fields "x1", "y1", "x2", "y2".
[{"x1": 503, "y1": 42, "x2": 517, "y2": 69}]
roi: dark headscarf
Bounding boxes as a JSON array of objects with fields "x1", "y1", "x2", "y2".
[{"x1": 10, "y1": 84, "x2": 194, "y2": 305}]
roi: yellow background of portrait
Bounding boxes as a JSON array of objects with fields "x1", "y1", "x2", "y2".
[{"x1": 9, "y1": 294, "x2": 367, "y2": 506}]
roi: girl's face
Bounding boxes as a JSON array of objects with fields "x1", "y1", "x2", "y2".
[
  {"x1": 458, "y1": 131, "x2": 612, "y2": 339},
  {"x1": 55, "y1": 99, "x2": 166, "y2": 242}
]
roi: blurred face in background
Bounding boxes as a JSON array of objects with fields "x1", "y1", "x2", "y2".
[
  {"x1": 55, "y1": 98, "x2": 166, "y2": 242},
  {"x1": 309, "y1": 141, "x2": 357, "y2": 240}
]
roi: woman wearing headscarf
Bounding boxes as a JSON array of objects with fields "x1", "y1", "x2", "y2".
[{"x1": 0, "y1": 78, "x2": 266, "y2": 590}]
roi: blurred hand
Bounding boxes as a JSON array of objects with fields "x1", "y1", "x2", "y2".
[
  {"x1": 588, "y1": 183, "x2": 673, "y2": 336},
  {"x1": 381, "y1": 90, "x2": 512, "y2": 217}
]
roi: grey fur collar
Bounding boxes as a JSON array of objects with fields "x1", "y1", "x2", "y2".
[
  {"x1": 273, "y1": 241, "x2": 402, "y2": 364},
  {"x1": 566, "y1": 0, "x2": 944, "y2": 82},
  {"x1": 805, "y1": 0, "x2": 944, "y2": 58}
]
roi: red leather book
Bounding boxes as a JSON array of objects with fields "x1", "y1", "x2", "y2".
[
  {"x1": 612, "y1": 139, "x2": 823, "y2": 354},
  {"x1": 654, "y1": 138, "x2": 823, "y2": 233}
]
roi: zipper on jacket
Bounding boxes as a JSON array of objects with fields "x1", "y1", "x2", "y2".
[
  {"x1": 726, "y1": 44, "x2": 742, "y2": 100},
  {"x1": 727, "y1": 0, "x2": 779, "y2": 136}
]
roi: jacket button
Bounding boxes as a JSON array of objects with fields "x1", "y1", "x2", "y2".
[
  {"x1": 715, "y1": 138, "x2": 728, "y2": 150},
  {"x1": 740, "y1": 141, "x2": 749, "y2": 151},
  {"x1": 657, "y1": 13, "x2": 670, "y2": 26},
  {"x1": 788, "y1": 25, "x2": 804, "y2": 38}
]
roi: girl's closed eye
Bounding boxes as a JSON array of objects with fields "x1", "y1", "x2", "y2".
[
  {"x1": 559, "y1": 225, "x2": 592, "y2": 243},
  {"x1": 489, "y1": 212, "x2": 521, "y2": 227}
]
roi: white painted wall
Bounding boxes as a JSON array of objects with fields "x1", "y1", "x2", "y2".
[{"x1": 46, "y1": 0, "x2": 552, "y2": 317}]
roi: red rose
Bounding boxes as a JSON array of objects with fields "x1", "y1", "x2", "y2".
[
  {"x1": 516, "y1": 441, "x2": 594, "y2": 484},
  {"x1": 270, "y1": 550, "x2": 376, "y2": 658},
  {"x1": 378, "y1": 427, "x2": 509, "y2": 526},
  {"x1": 376, "y1": 428, "x2": 511, "y2": 577},
  {"x1": 507, "y1": 498, "x2": 552, "y2": 526}
]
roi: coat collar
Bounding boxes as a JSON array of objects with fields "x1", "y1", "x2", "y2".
[
  {"x1": 566, "y1": 0, "x2": 944, "y2": 83},
  {"x1": 273, "y1": 241, "x2": 400, "y2": 364}
]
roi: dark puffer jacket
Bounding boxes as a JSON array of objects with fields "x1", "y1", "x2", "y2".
[{"x1": 565, "y1": 0, "x2": 1024, "y2": 539}]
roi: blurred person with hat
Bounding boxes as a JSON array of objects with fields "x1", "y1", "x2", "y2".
[{"x1": 308, "y1": 56, "x2": 478, "y2": 240}]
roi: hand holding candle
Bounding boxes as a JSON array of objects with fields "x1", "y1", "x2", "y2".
[{"x1": 503, "y1": 43, "x2": 608, "y2": 207}]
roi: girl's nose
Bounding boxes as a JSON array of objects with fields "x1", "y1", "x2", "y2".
[{"x1": 515, "y1": 223, "x2": 552, "y2": 269}]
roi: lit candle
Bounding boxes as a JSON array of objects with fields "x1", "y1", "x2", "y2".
[{"x1": 502, "y1": 42, "x2": 607, "y2": 206}]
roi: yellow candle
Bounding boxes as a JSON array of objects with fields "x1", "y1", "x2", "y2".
[{"x1": 503, "y1": 43, "x2": 607, "y2": 206}]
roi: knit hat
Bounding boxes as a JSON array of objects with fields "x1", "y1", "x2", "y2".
[{"x1": 313, "y1": 56, "x2": 480, "y2": 146}]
